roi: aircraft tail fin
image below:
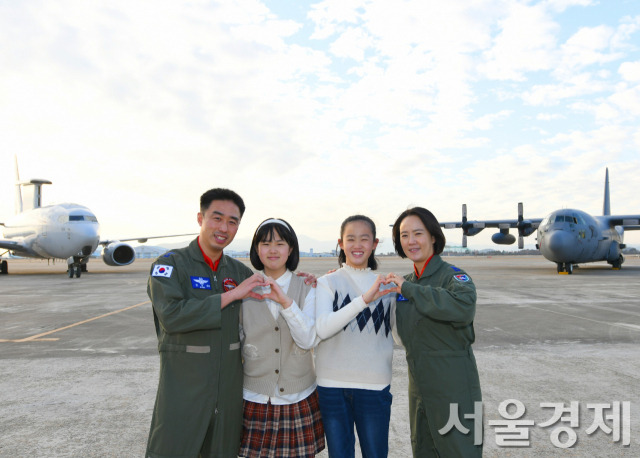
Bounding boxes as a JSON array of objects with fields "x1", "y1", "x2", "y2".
[
  {"x1": 14, "y1": 156, "x2": 52, "y2": 213},
  {"x1": 603, "y1": 168, "x2": 610, "y2": 216}
]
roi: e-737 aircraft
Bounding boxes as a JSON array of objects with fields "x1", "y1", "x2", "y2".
[
  {"x1": 0, "y1": 160, "x2": 194, "y2": 278},
  {"x1": 440, "y1": 169, "x2": 640, "y2": 274}
]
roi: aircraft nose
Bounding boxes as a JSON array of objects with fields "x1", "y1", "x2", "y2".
[
  {"x1": 71, "y1": 223, "x2": 100, "y2": 251},
  {"x1": 543, "y1": 230, "x2": 573, "y2": 261}
]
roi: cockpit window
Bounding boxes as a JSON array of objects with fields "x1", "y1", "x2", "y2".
[
  {"x1": 69, "y1": 215, "x2": 98, "y2": 222},
  {"x1": 554, "y1": 214, "x2": 577, "y2": 224}
]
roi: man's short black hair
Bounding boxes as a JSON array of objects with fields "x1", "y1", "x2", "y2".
[
  {"x1": 392, "y1": 207, "x2": 446, "y2": 257},
  {"x1": 200, "y1": 188, "x2": 246, "y2": 216}
]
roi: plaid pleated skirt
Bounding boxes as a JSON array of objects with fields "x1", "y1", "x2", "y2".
[{"x1": 239, "y1": 390, "x2": 325, "y2": 458}]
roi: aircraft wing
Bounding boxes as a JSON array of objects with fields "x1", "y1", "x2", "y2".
[
  {"x1": 98, "y1": 233, "x2": 197, "y2": 246},
  {"x1": 440, "y1": 218, "x2": 543, "y2": 230},
  {"x1": 438, "y1": 203, "x2": 544, "y2": 248},
  {"x1": 606, "y1": 215, "x2": 640, "y2": 230},
  {"x1": 0, "y1": 240, "x2": 30, "y2": 253}
]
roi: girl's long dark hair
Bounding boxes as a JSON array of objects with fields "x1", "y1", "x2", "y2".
[{"x1": 337, "y1": 214, "x2": 378, "y2": 270}]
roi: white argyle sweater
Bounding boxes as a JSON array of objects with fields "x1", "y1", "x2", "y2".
[{"x1": 314, "y1": 265, "x2": 396, "y2": 390}]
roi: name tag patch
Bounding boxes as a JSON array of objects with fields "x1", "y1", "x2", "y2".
[
  {"x1": 454, "y1": 274, "x2": 470, "y2": 282},
  {"x1": 152, "y1": 265, "x2": 173, "y2": 278},
  {"x1": 191, "y1": 276, "x2": 212, "y2": 289}
]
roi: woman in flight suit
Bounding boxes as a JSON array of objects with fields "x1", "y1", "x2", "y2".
[{"x1": 386, "y1": 207, "x2": 482, "y2": 458}]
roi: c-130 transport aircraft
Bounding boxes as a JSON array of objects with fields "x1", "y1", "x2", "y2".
[
  {"x1": 0, "y1": 159, "x2": 195, "y2": 278},
  {"x1": 439, "y1": 169, "x2": 640, "y2": 274}
]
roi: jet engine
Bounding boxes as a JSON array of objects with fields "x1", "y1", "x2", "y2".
[{"x1": 102, "y1": 242, "x2": 136, "y2": 266}]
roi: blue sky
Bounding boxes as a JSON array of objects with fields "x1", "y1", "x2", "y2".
[{"x1": 1, "y1": 0, "x2": 639, "y2": 252}]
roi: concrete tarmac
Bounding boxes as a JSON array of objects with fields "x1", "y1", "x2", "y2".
[{"x1": 1, "y1": 255, "x2": 639, "y2": 457}]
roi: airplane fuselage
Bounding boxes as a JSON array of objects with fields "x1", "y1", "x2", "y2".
[
  {"x1": 537, "y1": 209, "x2": 623, "y2": 265},
  {"x1": 2, "y1": 203, "x2": 100, "y2": 260}
]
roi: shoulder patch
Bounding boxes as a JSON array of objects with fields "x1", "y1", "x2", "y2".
[
  {"x1": 152, "y1": 265, "x2": 173, "y2": 278},
  {"x1": 450, "y1": 265, "x2": 462, "y2": 272},
  {"x1": 396, "y1": 293, "x2": 409, "y2": 302},
  {"x1": 191, "y1": 276, "x2": 212, "y2": 290},
  {"x1": 162, "y1": 251, "x2": 174, "y2": 258},
  {"x1": 453, "y1": 274, "x2": 470, "y2": 283},
  {"x1": 223, "y1": 277, "x2": 238, "y2": 292}
]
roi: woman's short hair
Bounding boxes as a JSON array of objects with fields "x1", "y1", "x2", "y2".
[
  {"x1": 337, "y1": 214, "x2": 378, "y2": 270},
  {"x1": 249, "y1": 218, "x2": 300, "y2": 271},
  {"x1": 392, "y1": 207, "x2": 446, "y2": 257}
]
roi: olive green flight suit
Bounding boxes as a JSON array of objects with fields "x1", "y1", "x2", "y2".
[
  {"x1": 396, "y1": 255, "x2": 482, "y2": 458},
  {"x1": 146, "y1": 239, "x2": 252, "y2": 458}
]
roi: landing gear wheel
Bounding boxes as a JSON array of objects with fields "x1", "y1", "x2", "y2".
[
  {"x1": 81, "y1": 263, "x2": 88, "y2": 273},
  {"x1": 566, "y1": 263, "x2": 573, "y2": 275},
  {"x1": 557, "y1": 263, "x2": 563, "y2": 273},
  {"x1": 0, "y1": 260, "x2": 7, "y2": 274},
  {"x1": 612, "y1": 255, "x2": 623, "y2": 269},
  {"x1": 68, "y1": 267, "x2": 74, "y2": 278},
  {"x1": 75, "y1": 266, "x2": 81, "y2": 278}
]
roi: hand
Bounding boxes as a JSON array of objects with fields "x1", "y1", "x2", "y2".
[
  {"x1": 260, "y1": 276, "x2": 294, "y2": 308},
  {"x1": 385, "y1": 272, "x2": 404, "y2": 294},
  {"x1": 362, "y1": 274, "x2": 394, "y2": 304},
  {"x1": 224, "y1": 273, "x2": 268, "y2": 305},
  {"x1": 296, "y1": 271, "x2": 317, "y2": 288}
]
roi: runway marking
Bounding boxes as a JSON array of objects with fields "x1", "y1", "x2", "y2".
[
  {"x1": 575, "y1": 302, "x2": 640, "y2": 318},
  {"x1": 527, "y1": 306, "x2": 640, "y2": 332},
  {"x1": 614, "y1": 323, "x2": 640, "y2": 331},
  {"x1": 0, "y1": 301, "x2": 150, "y2": 343}
]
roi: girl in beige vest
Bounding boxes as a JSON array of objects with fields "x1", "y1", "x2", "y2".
[{"x1": 239, "y1": 218, "x2": 325, "y2": 458}]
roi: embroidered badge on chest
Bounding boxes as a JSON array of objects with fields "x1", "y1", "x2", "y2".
[
  {"x1": 223, "y1": 277, "x2": 238, "y2": 291},
  {"x1": 454, "y1": 274, "x2": 470, "y2": 282},
  {"x1": 191, "y1": 276, "x2": 212, "y2": 289}
]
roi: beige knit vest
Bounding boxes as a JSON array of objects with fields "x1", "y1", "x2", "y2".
[{"x1": 241, "y1": 274, "x2": 315, "y2": 396}]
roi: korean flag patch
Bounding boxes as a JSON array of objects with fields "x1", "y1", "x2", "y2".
[
  {"x1": 454, "y1": 274, "x2": 470, "y2": 282},
  {"x1": 191, "y1": 276, "x2": 212, "y2": 290},
  {"x1": 152, "y1": 265, "x2": 173, "y2": 278}
]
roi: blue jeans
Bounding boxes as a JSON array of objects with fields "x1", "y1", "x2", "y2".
[{"x1": 316, "y1": 385, "x2": 392, "y2": 458}]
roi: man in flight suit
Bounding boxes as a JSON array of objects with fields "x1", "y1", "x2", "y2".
[{"x1": 146, "y1": 188, "x2": 267, "y2": 458}]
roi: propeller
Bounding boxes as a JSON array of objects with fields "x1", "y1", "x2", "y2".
[
  {"x1": 517, "y1": 202, "x2": 524, "y2": 249},
  {"x1": 516, "y1": 202, "x2": 535, "y2": 249},
  {"x1": 462, "y1": 204, "x2": 468, "y2": 248}
]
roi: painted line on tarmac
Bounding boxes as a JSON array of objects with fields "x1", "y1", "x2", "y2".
[
  {"x1": 527, "y1": 306, "x2": 640, "y2": 332},
  {"x1": 0, "y1": 301, "x2": 150, "y2": 343}
]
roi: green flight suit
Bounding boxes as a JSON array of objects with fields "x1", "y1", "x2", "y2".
[
  {"x1": 146, "y1": 239, "x2": 253, "y2": 458},
  {"x1": 396, "y1": 255, "x2": 482, "y2": 458}
]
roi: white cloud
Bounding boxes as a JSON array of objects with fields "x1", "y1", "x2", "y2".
[
  {"x1": 479, "y1": 2, "x2": 558, "y2": 81},
  {"x1": 557, "y1": 25, "x2": 622, "y2": 72},
  {"x1": 619, "y1": 61, "x2": 640, "y2": 81},
  {"x1": 543, "y1": 0, "x2": 595, "y2": 13}
]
